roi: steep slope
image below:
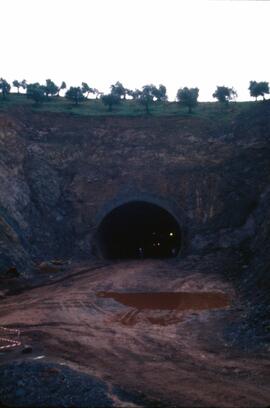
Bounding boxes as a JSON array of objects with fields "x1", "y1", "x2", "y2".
[{"x1": 0, "y1": 103, "x2": 269, "y2": 290}]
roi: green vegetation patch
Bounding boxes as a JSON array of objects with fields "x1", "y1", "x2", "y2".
[{"x1": 0, "y1": 93, "x2": 255, "y2": 121}]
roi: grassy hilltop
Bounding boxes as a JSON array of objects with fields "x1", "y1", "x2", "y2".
[{"x1": 0, "y1": 92, "x2": 255, "y2": 121}]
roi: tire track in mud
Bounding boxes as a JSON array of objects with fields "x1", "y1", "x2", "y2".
[
  {"x1": 6, "y1": 262, "x2": 111, "y2": 297},
  {"x1": 0, "y1": 260, "x2": 269, "y2": 408},
  {"x1": 0, "y1": 263, "x2": 111, "y2": 315}
]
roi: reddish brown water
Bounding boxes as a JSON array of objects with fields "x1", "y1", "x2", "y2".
[
  {"x1": 96, "y1": 291, "x2": 230, "y2": 311},
  {"x1": 1, "y1": 261, "x2": 269, "y2": 408}
]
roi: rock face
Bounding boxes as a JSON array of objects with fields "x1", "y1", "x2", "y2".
[
  {"x1": 0, "y1": 104, "x2": 270, "y2": 289},
  {"x1": 0, "y1": 361, "x2": 113, "y2": 407}
]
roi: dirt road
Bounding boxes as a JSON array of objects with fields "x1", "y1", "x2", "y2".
[{"x1": 0, "y1": 259, "x2": 269, "y2": 407}]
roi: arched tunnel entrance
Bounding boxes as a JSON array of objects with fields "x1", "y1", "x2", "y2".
[{"x1": 96, "y1": 201, "x2": 181, "y2": 259}]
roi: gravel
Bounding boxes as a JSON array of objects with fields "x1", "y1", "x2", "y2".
[{"x1": 0, "y1": 361, "x2": 113, "y2": 407}]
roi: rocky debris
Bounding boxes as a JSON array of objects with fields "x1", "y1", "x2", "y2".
[
  {"x1": 38, "y1": 261, "x2": 62, "y2": 274},
  {"x1": 21, "y1": 345, "x2": 32, "y2": 354},
  {"x1": 0, "y1": 289, "x2": 8, "y2": 299},
  {"x1": 0, "y1": 255, "x2": 10, "y2": 277},
  {"x1": 0, "y1": 361, "x2": 113, "y2": 408},
  {"x1": 0, "y1": 272, "x2": 30, "y2": 296},
  {"x1": 4, "y1": 266, "x2": 20, "y2": 278},
  {"x1": 50, "y1": 258, "x2": 68, "y2": 266}
]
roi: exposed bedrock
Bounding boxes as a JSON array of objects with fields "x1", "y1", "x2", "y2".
[{"x1": 0, "y1": 104, "x2": 269, "y2": 292}]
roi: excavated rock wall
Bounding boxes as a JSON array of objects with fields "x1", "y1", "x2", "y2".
[{"x1": 0, "y1": 105, "x2": 270, "y2": 285}]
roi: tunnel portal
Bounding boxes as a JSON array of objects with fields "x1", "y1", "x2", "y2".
[{"x1": 97, "y1": 201, "x2": 181, "y2": 259}]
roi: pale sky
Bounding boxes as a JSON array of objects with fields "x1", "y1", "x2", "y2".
[{"x1": 1, "y1": 0, "x2": 269, "y2": 101}]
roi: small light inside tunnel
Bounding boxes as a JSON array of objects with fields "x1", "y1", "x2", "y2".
[{"x1": 97, "y1": 201, "x2": 181, "y2": 259}]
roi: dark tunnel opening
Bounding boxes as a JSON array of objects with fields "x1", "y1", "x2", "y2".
[{"x1": 96, "y1": 201, "x2": 181, "y2": 259}]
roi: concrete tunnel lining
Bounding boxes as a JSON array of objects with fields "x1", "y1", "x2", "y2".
[{"x1": 95, "y1": 200, "x2": 182, "y2": 259}]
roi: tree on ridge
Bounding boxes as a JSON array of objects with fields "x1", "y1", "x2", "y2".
[
  {"x1": 65, "y1": 86, "x2": 85, "y2": 105},
  {"x1": 110, "y1": 81, "x2": 127, "y2": 100},
  {"x1": 176, "y1": 87, "x2": 199, "y2": 113},
  {"x1": 213, "y1": 86, "x2": 237, "y2": 104},
  {"x1": 12, "y1": 79, "x2": 27, "y2": 94},
  {"x1": 45, "y1": 79, "x2": 58, "y2": 98},
  {"x1": 81, "y1": 82, "x2": 95, "y2": 98},
  {"x1": 152, "y1": 84, "x2": 168, "y2": 102},
  {"x1": 58, "y1": 81, "x2": 66, "y2": 96},
  {"x1": 101, "y1": 93, "x2": 121, "y2": 111},
  {"x1": 26, "y1": 83, "x2": 46, "y2": 104},
  {"x1": 0, "y1": 79, "x2": 11, "y2": 99},
  {"x1": 248, "y1": 81, "x2": 269, "y2": 101}
]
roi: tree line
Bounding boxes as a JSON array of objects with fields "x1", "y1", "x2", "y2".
[{"x1": 0, "y1": 78, "x2": 269, "y2": 114}]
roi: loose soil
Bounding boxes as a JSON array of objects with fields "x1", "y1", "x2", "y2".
[{"x1": 0, "y1": 260, "x2": 269, "y2": 407}]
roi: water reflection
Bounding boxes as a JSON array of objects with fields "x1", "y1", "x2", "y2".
[{"x1": 96, "y1": 291, "x2": 230, "y2": 326}]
